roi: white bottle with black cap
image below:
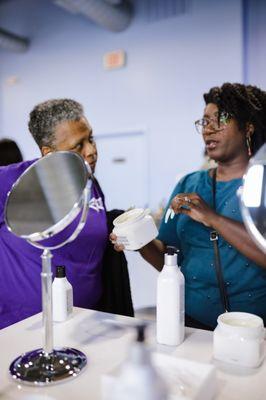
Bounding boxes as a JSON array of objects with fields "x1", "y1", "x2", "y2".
[
  {"x1": 156, "y1": 246, "x2": 185, "y2": 346},
  {"x1": 52, "y1": 265, "x2": 73, "y2": 322}
]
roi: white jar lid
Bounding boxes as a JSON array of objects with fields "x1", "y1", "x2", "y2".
[
  {"x1": 113, "y1": 208, "x2": 147, "y2": 227},
  {"x1": 217, "y1": 312, "x2": 264, "y2": 338}
]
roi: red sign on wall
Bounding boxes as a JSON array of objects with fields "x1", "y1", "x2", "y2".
[{"x1": 103, "y1": 50, "x2": 126, "y2": 70}]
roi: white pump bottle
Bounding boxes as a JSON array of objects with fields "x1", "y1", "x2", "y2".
[
  {"x1": 52, "y1": 265, "x2": 73, "y2": 322},
  {"x1": 156, "y1": 246, "x2": 185, "y2": 346}
]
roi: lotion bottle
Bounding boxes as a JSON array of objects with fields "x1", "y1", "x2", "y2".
[
  {"x1": 52, "y1": 265, "x2": 73, "y2": 322},
  {"x1": 113, "y1": 324, "x2": 168, "y2": 400},
  {"x1": 157, "y1": 246, "x2": 185, "y2": 346}
]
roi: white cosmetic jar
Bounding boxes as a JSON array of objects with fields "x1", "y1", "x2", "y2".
[
  {"x1": 213, "y1": 312, "x2": 265, "y2": 368},
  {"x1": 113, "y1": 208, "x2": 158, "y2": 251}
]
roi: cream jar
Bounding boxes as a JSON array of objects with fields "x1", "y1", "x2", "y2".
[
  {"x1": 213, "y1": 312, "x2": 265, "y2": 368},
  {"x1": 113, "y1": 208, "x2": 158, "y2": 251}
]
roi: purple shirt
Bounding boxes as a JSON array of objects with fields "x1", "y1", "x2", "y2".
[{"x1": 0, "y1": 160, "x2": 108, "y2": 329}]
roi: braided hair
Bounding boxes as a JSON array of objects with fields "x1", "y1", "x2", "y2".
[
  {"x1": 203, "y1": 83, "x2": 266, "y2": 154},
  {"x1": 28, "y1": 99, "x2": 84, "y2": 149}
]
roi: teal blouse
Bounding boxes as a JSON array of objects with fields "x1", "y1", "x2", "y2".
[{"x1": 158, "y1": 170, "x2": 266, "y2": 328}]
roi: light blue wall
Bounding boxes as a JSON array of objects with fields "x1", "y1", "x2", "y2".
[
  {"x1": 0, "y1": 0, "x2": 243, "y2": 209},
  {"x1": 244, "y1": 0, "x2": 266, "y2": 89}
]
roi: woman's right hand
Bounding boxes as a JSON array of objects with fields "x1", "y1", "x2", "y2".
[{"x1": 109, "y1": 232, "x2": 125, "y2": 252}]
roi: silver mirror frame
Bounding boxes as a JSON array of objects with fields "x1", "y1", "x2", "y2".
[
  {"x1": 240, "y1": 143, "x2": 266, "y2": 254},
  {"x1": 4, "y1": 151, "x2": 91, "y2": 385},
  {"x1": 5, "y1": 151, "x2": 91, "y2": 242}
]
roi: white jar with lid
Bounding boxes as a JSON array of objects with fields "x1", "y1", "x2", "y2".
[
  {"x1": 213, "y1": 312, "x2": 265, "y2": 368},
  {"x1": 113, "y1": 208, "x2": 158, "y2": 251}
]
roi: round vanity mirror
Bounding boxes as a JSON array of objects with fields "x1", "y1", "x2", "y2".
[
  {"x1": 5, "y1": 151, "x2": 89, "y2": 243},
  {"x1": 240, "y1": 143, "x2": 266, "y2": 253},
  {"x1": 4, "y1": 151, "x2": 91, "y2": 385}
]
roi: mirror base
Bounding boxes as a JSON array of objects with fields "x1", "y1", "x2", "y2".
[{"x1": 9, "y1": 347, "x2": 87, "y2": 385}]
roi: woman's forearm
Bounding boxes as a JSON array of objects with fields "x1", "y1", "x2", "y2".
[{"x1": 139, "y1": 239, "x2": 166, "y2": 271}]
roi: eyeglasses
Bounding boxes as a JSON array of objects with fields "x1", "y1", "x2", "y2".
[{"x1": 195, "y1": 111, "x2": 232, "y2": 134}]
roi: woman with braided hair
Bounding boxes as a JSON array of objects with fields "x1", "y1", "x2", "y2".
[{"x1": 112, "y1": 82, "x2": 266, "y2": 330}]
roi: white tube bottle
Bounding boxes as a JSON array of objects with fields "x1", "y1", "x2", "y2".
[
  {"x1": 156, "y1": 246, "x2": 185, "y2": 346},
  {"x1": 52, "y1": 265, "x2": 73, "y2": 322}
]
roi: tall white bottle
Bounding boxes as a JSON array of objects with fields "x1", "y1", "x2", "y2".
[
  {"x1": 52, "y1": 265, "x2": 73, "y2": 322},
  {"x1": 157, "y1": 246, "x2": 185, "y2": 346}
]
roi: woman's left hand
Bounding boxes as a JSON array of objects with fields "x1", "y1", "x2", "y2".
[{"x1": 170, "y1": 193, "x2": 217, "y2": 227}]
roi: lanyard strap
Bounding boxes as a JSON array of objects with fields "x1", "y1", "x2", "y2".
[{"x1": 210, "y1": 168, "x2": 230, "y2": 312}]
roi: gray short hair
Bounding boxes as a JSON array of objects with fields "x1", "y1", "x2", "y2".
[{"x1": 28, "y1": 98, "x2": 84, "y2": 148}]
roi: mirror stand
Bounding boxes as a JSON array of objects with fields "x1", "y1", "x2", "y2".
[{"x1": 9, "y1": 189, "x2": 89, "y2": 385}]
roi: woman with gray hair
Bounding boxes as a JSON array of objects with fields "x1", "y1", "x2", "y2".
[
  {"x1": 0, "y1": 98, "x2": 133, "y2": 329},
  {"x1": 28, "y1": 99, "x2": 97, "y2": 172}
]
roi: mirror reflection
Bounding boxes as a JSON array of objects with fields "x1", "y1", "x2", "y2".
[
  {"x1": 5, "y1": 151, "x2": 89, "y2": 241},
  {"x1": 241, "y1": 143, "x2": 266, "y2": 252}
]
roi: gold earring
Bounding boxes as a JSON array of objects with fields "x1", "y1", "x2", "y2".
[{"x1": 246, "y1": 135, "x2": 252, "y2": 157}]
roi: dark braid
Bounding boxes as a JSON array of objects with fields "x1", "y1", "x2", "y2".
[{"x1": 203, "y1": 83, "x2": 266, "y2": 154}]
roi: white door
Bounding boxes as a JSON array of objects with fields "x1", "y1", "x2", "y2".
[
  {"x1": 95, "y1": 131, "x2": 149, "y2": 211},
  {"x1": 95, "y1": 131, "x2": 157, "y2": 310}
]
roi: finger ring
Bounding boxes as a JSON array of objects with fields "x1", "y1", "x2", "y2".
[{"x1": 184, "y1": 196, "x2": 190, "y2": 203}]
